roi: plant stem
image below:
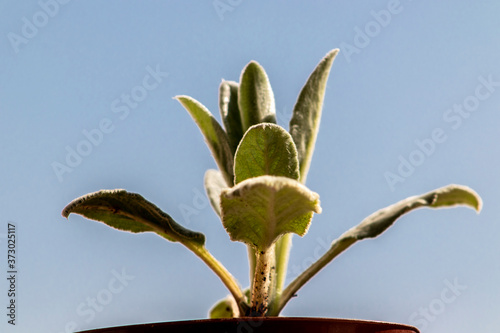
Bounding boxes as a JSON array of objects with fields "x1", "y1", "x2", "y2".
[
  {"x1": 274, "y1": 234, "x2": 292, "y2": 293},
  {"x1": 184, "y1": 242, "x2": 247, "y2": 316},
  {"x1": 269, "y1": 233, "x2": 292, "y2": 314},
  {"x1": 272, "y1": 237, "x2": 356, "y2": 315},
  {"x1": 248, "y1": 245, "x2": 256, "y2": 291},
  {"x1": 250, "y1": 246, "x2": 275, "y2": 316}
]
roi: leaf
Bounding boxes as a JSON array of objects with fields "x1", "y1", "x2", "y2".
[
  {"x1": 220, "y1": 175, "x2": 321, "y2": 251},
  {"x1": 209, "y1": 295, "x2": 238, "y2": 319},
  {"x1": 277, "y1": 184, "x2": 482, "y2": 314},
  {"x1": 341, "y1": 184, "x2": 482, "y2": 241},
  {"x1": 429, "y1": 185, "x2": 482, "y2": 210},
  {"x1": 234, "y1": 123, "x2": 299, "y2": 184},
  {"x1": 63, "y1": 190, "x2": 247, "y2": 313},
  {"x1": 175, "y1": 95, "x2": 234, "y2": 186},
  {"x1": 238, "y1": 61, "x2": 277, "y2": 132},
  {"x1": 62, "y1": 189, "x2": 205, "y2": 246},
  {"x1": 219, "y1": 80, "x2": 244, "y2": 154},
  {"x1": 209, "y1": 289, "x2": 251, "y2": 318},
  {"x1": 289, "y1": 49, "x2": 338, "y2": 183},
  {"x1": 204, "y1": 169, "x2": 227, "y2": 217}
]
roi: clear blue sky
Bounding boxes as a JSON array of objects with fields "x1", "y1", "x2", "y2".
[{"x1": 1, "y1": 1, "x2": 499, "y2": 332}]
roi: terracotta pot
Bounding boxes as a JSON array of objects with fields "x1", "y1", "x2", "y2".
[{"x1": 79, "y1": 317, "x2": 419, "y2": 333}]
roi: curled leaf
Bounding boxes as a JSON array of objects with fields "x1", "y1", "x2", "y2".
[
  {"x1": 429, "y1": 185, "x2": 482, "y2": 211},
  {"x1": 204, "y1": 169, "x2": 227, "y2": 217},
  {"x1": 220, "y1": 175, "x2": 321, "y2": 251},
  {"x1": 343, "y1": 184, "x2": 482, "y2": 241}
]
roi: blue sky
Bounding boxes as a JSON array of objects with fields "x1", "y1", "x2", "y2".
[{"x1": 1, "y1": 1, "x2": 500, "y2": 332}]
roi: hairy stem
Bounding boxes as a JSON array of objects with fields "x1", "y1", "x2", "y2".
[
  {"x1": 251, "y1": 246, "x2": 275, "y2": 316},
  {"x1": 248, "y1": 245, "x2": 256, "y2": 292}
]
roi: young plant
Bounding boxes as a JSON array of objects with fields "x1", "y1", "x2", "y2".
[{"x1": 62, "y1": 49, "x2": 482, "y2": 318}]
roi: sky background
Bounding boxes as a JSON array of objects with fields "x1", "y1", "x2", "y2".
[{"x1": 1, "y1": 1, "x2": 500, "y2": 332}]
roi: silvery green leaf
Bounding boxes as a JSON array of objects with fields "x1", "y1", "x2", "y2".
[
  {"x1": 234, "y1": 123, "x2": 299, "y2": 184},
  {"x1": 219, "y1": 80, "x2": 244, "y2": 154},
  {"x1": 428, "y1": 185, "x2": 482, "y2": 211},
  {"x1": 220, "y1": 175, "x2": 321, "y2": 251},
  {"x1": 175, "y1": 95, "x2": 234, "y2": 186},
  {"x1": 62, "y1": 189, "x2": 205, "y2": 246},
  {"x1": 342, "y1": 184, "x2": 482, "y2": 241},
  {"x1": 238, "y1": 61, "x2": 276, "y2": 132},
  {"x1": 204, "y1": 169, "x2": 227, "y2": 217},
  {"x1": 289, "y1": 49, "x2": 338, "y2": 183}
]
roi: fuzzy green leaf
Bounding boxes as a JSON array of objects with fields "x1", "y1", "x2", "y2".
[
  {"x1": 238, "y1": 61, "x2": 276, "y2": 132},
  {"x1": 219, "y1": 80, "x2": 244, "y2": 154},
  {"x1": 220, "y1": 176, "x2": 321, "y2": 251},
  {"x1": 234, "y1": 123, "x2": 299, "y2": 184},
  {"x1": 289, "y1": 49, "x2": 338, "y2": 183},
  {"x1": 204, "y1": 169, "x2": 227, "y2": 217},
  {"x1": 175, "y1": 95, "x2": 234, "y2": 186},
  {"x1": 62, "y1": 189, "x2": 205, "y2": 246}
]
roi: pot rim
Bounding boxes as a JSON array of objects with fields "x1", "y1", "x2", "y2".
[{"x1": 80, "y1": 316, "x2": 419, "y2": 333}]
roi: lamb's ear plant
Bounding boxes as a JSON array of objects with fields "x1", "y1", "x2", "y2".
[{"x1": 62, "y1": 49, "x2": 482, "y2": 318}]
